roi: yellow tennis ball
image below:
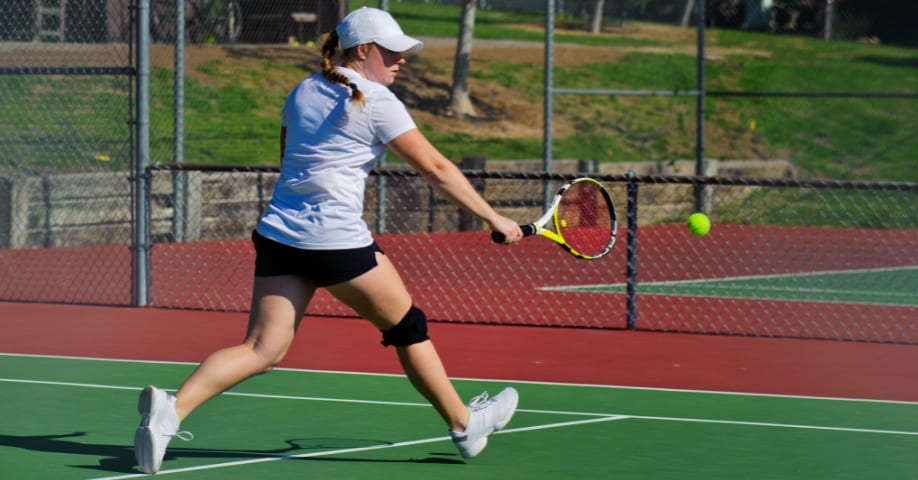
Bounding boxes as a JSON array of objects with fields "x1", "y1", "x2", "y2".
[
  {"x1": 560, "y1": 218, "x2": 568, "y2": 228},
  {"x1": 687, "y1": 213, "x2": 711, "y2": 236}
]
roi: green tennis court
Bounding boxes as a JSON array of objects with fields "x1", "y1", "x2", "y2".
[
  {"x1": 561, "y1": 267, "x2": 918, "y2": 306},
  {"x1": 2, "y1": 354, "x2": 916, "y2": 479}
]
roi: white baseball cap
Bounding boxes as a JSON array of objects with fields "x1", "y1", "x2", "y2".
[{"x1": 336, "y1": 7, "x2": 423, "y2": 54}]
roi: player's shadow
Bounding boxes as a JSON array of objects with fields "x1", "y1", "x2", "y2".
[
  {"x1": 0, "y1": 432, "x2": 138, "y2": 473},
  {"x1": 0, "y1": 432, "x2": 463, "y2": 474}
]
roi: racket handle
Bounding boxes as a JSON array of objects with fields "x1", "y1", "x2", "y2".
[{"x1": 491, "y1": 224, "x2": 536, "y2": 243}]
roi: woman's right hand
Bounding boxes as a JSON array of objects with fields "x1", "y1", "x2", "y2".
[{"x1": 489, "y1": 215, "x2": 523, "y2": 245}]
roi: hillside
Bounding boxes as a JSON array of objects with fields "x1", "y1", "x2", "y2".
[{"x1": 146, "y1": 21, "x2": 918, "y2": 181}]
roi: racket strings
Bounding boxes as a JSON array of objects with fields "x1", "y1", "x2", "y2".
[{"x1": 556, "y1": 181, "x2": 615, "y2": 258}]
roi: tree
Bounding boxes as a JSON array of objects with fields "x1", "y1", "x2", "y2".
[
  {"x1": 681, "y1": 0, "x2": 696, "y2": 27},
  {"x1": 590, "y1": 0, "x2": 606, "y2": 34},
  {"x1": 449, "y1": 0, "x2": 477, "y2": 117}
]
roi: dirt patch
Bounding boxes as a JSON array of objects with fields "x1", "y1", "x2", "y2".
[
  {"x1": 22, "y1": 20, "x2": 772, "y2": 149},
  {"x1": 148, "y1": 23, "x2": 771, "y2": 152},
  {"x1": 151, "y1": 42, "x2": 553, "y2": 140}
]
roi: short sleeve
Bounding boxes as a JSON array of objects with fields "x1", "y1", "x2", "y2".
[{"x1": 368, "y1": 89, "x2": 417, "y2": 144}]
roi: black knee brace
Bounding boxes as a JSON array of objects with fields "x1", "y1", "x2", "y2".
[{"x1": 381, "y1": 306, "x2": 430, "y2": 347}]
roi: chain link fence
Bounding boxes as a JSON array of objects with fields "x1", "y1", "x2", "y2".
[
  {"x1": 145, "y1": 0, "x2": 347, "y2": 171},
  {"x1": 628, "y1": 174, "x2": 917, "y2": 342},
  {"x1": 138, "y1": 165, "x2": 917, "y2": 343},
  {"x1": 454, "y1": 0, "x2": 910, "y2": 44},
  {"x1": 0, "y1": 0, "x2": 136, "y2": 303},
  {"x1": 1, "y1": 1, "x2": 916, "y2": 344}
]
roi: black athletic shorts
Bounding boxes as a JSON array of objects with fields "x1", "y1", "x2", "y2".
[{"x1": 252, "y1": 230, "x2": 383, "y2": 287}]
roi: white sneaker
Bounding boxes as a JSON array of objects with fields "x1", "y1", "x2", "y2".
[
  {"x1": 133, "y1": 386, "x2": 193, "y2": 474},
  {"x1": 449, "y1": 387, "x2": 519, "y2": 458}
]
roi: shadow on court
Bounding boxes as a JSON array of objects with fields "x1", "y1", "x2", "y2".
[
  {"x1": 0, "y1": 432, "x2": 462, "y2": 474},
  {"x1": 0, "y1": 432, "x2": 137, "y2": 473}
]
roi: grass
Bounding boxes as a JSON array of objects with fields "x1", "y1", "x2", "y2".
[
  {"x1": 160, "y1": 1, "x2": 918, "y2": 181},
  {"x1": 0, "y1": 75, "x2": 133, "y2": 172},
  {"x1": 2, "y1": 0, "x2": 916, "y2": 182}
]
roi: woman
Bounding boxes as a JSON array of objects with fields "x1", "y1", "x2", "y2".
[{"x1": 133, "y1": 7, "x2": 523, "y2": 475}]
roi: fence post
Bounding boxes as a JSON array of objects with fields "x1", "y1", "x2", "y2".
[
  {"x1": 577, "y1": 158, "x2": 598, "y2": 174},
  {"x1": 626, "y1": 170, "x2": 639, "y2": 330},
  {"x1": 172, "y1": 0, "x2": 187, "y2": 242},
  {"x1": 133, "y1": 0, "x2": 151, "y2": 306},
  {"x1": 543, "y1": 0, "x2": 556, "y2": 210},
  {"x1": 0, "y1": 177, "x2": 10, "y2": 248},
  {"x1": 694, "y1": 0, "x2": 707, "y2": 213},
  {"x1": 375, "y1": 154, "x2": 387, "y2": 234},
  {"x1": 458, "y1": 155, "x2": 486, "y2": 231}
]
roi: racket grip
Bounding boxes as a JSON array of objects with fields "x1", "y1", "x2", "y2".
[{"x1": 490, "y1": 224, "x2": 536, "y2": 243}]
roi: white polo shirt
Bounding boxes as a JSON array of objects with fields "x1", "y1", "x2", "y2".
[{"x1": 256, "y1": 67, "x2": 417, "y2": 249}]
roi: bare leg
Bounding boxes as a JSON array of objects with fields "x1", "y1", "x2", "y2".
[
  {"x1": 327, "y1": 252, "x2": 469, "y2": 431},
  {"x1": 174, "y1": 275, "x2": 314, "y2": 421},
  {"x1": 395, "y1": 341, "x2": 469, "y2": 431}
]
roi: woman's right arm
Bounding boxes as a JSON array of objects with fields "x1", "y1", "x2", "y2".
[{"x1": 386, "y1": 128, "x2": 522, "y2": 244}]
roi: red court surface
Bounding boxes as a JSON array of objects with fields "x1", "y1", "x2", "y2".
[{"x1": 2, "y1": 301, "x2": 916, "y2": 402}]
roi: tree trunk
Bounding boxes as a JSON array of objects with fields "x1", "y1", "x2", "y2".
[
  {"x1": 449, "y1": 0, "x2": 477, "y2": 117},
  {"x1": 590, "y1": 0, "x2": 606, "y2": 34},
  {"x1": 681, "y1": 0, "x2": 696, "y2": 27}
]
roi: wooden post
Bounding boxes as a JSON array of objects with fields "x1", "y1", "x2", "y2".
[{"x1": 458, "y1": 155, "x2": 486, "y2": 231}]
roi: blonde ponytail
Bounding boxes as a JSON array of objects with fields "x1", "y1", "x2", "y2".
[{"x1": 320, "y1": 31, "x2": 365, "y2": 107}]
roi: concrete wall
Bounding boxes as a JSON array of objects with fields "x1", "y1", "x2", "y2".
[{"x1": 0, "y1": 159, "x2": 795, "y2": 248}]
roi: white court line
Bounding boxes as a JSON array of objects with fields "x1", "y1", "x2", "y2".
[
  {"x1": 3, "y1": 377, "x2": 915, "y2": 436},
  {"x1": 625, "y1": 414, "x2": 918, "y2": 437},
  {"x1": 86, "y1": 416, "x2": 631, "y2": 480},
  {"x1": 597, "y1": 288, "x2": 918, "y2": 308},
  {"x1": 540, "y1": 265, "x2": 918, "y2": 306},
  {"x1": 0, "y1": 377, "x2": 626, "y2": 418},
  {"x1": 544, "y1": 265, "x2": 918, "y2": 291},
  {"x1": 3, "y1": 376, "x2": 916, "y2": 479},
  {"x1": 3, "y1": 352, "x2": 917, "y2": 406}
]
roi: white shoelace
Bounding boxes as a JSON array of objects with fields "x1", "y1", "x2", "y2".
[
  {"x1": 468, "y1": 391, "x2": 491, "y2": 411},
  {"x1": 168, "y1": 430, "x2": 195, "y2": 441}
]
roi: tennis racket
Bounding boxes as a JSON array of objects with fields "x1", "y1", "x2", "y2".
[{"x1": 491, "y1": 177, "x2": 617, "y2": 260}]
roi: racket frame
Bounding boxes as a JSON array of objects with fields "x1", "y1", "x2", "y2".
[{"x1": 517, "y1": 177, "x2": 617, "y2": 260}]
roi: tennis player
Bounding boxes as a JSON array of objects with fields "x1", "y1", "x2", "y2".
[{"x1": 133, "y1": 7, "x2": 522, "y2": 474}]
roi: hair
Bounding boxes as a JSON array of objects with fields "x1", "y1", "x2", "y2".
[{"x1": 321, "y1": 31, "x2": 366, "y2": 107}]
